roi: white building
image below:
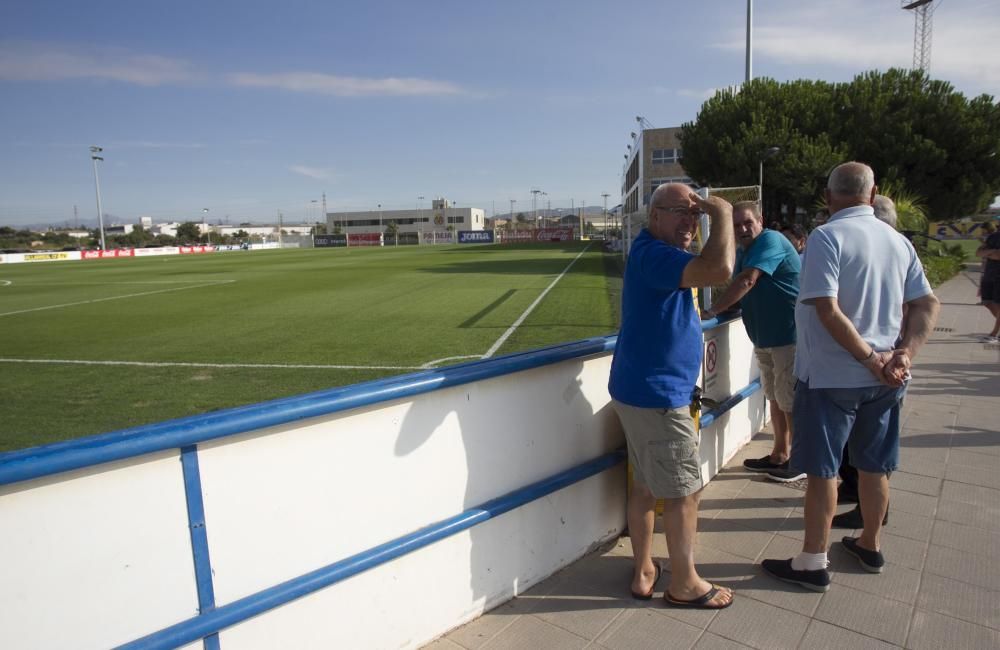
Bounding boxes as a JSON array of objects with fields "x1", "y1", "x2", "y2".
[{"x1": 327, "y1": 198, "x2": 485, "y2": 234}]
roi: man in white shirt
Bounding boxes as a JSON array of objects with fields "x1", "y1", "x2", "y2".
[{"x1": 761, "y1": 162, "x2": 940, "y2": 591}]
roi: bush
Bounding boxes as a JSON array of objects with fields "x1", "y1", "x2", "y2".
[{"x1": 917, "y1": 239, "x2": 968, "y2": 287}]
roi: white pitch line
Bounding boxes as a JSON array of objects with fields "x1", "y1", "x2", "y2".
[
  {"x1": 0, "y1": 280, "x2": 236, "y2": 317},
  {"x1": 420, "y1": 355, "x2": 483, "y2": 369},
  {"x1": 0, "y1": 280, "x2": 11, "y2": 286},
  {"x1": 0, "y1": 358, "x2": 425, "y2": 371},
  {"x1": 482, "y1": 243, "x2": 593, "y2": 358}
]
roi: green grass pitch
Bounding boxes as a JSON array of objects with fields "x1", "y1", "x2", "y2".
[{"x1": 0, "y1": 243, "x2": 621, "y2": 451}]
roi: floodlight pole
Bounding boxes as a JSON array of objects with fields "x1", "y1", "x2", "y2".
[
  {"x1": 90, "y1": 146, "x2": 106, "y2": 250},
  {"x1": 418, "y1": 195, "x2": 425, "y2": 240},
  {"x1": 746, "y1": 0, "x2": 753, "y2": 83},
  {"x1": 601, "y1": 193, "x2": 610, "y2": 240},
  {"x1": 202, "y1": 208, "x2": 210, "y2": 244}
]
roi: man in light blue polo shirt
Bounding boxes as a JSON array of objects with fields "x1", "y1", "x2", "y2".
[
  {"x1": 762, "y1": 162, "x2": 939, "y2": 592},
  {"x1": 704, "y1": 201, "x2": 802, "y2": 482}
]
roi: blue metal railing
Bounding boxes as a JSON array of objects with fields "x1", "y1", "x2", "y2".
[
  {"x1": 0, "y1": 315, "x2": 740, "y2": 486},
  {"x1": 2, "y1": 314, "x2": 751, "y2": 650},
  {"x1": 116, "y1": 374, "x2": 760, "y2": 650}
]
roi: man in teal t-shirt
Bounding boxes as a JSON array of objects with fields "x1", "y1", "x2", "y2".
[{"x1": 704, "y1": 201, "x2": 802, "y2": 481}]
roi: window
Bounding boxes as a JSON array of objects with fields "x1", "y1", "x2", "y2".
[{"x1": 652, "y1": 148, "x2": 681, "y2": 165}]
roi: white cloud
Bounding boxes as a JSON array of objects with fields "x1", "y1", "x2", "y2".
[
  {"x1": 0, "y1": 41, "x2": 197, "y2": 86},
  {"x1": 229, "y1": 71, "x2": 465, "y2": 97},
  {"x1": 289, "y1": 165, "x2": 337, "y2": 181}
]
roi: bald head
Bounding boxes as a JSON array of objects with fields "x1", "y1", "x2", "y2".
[
  {"x1": 648, "y1": 183, "x2": 693, "y2": 217},
  {"x1": 872, "y1": 194, "x2": 898, "y2": 228},
  {"x1": 825, "y1": 162, "x2": 877, "y2": 213}
]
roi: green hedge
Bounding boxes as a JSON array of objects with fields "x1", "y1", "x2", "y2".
[{"x1": 919, "y1": 240, "x2": 968, "y2": 287}]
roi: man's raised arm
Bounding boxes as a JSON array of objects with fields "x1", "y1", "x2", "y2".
[{"x1": 681, "y1": 194, "x2": 735, "y2": 288}]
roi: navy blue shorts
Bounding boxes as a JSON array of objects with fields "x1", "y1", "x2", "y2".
[{"x1": 791, "y1": 379, "x2": 905, "y2": 478}]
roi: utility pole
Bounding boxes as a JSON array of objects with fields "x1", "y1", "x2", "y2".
[
  {"x1": 322, "y1": 192, "x2": 327, "y2": 232},
  {"x1": 278, "y1": 211, "x2": 283, "y2": 247},
  {"x1": 73, "y1": 204, "x2": 78, "y2": 229}
]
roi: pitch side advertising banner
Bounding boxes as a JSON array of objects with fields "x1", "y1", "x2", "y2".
[
  {"x1": 458, "y1": 230, "x2": 495, "y2": 244},
  {"x1": 315, "y1": 234, "x2": 348, "y2": 247},
  {"x1": 502, "y1": 227, "x2": 574, "y2": 243},
  {"x1": 536, "y1": 227, "x2": 573, "y2": 241},
  {"x1": 133, "y1": 247, "x2": 179, "y2": 257}
]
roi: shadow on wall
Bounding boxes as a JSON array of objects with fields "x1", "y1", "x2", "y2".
[{"x1": 393, "y1": 359, "x2": 623, "y2": 610}]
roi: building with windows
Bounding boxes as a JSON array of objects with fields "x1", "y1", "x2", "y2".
[
  {"x1": 621, "y1": 126, "x2": 696, "y2": 216},
  {"x1": 326, "y1": 198, "x2": 485, "y2": 235}
]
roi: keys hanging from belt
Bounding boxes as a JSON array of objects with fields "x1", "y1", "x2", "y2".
[{"x1": 690, "y1": 386, "x2": 721, "y2": 418}]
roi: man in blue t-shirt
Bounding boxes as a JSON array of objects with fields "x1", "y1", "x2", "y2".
[
  {"x1": 704, "y1": 202, "x2": 802, "y2": 482},
  {"x1": 608, "y1": 183, "x2": 735, "y2": 610}
]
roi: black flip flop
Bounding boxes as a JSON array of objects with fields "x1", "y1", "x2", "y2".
[
  {"x1": 664, "y1": 584, "x2": 733, "y2": 609},
  {"x1": 630, "y1": 564, "x2": 661, "y2": 600}
]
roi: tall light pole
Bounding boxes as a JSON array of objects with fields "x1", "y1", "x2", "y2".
[
  {"x1": 509, "y1": 198, "x2": 516, "y2": 235},
  {"x1": 601, "y1": 193, "x2": 610, "y2": 240},
  {"x1": 322, "y1": 192, "x2": 327, "y2": 232},
  {"x1": 758, "y1": 146, "x2": 781, "y2": 218},
  {"x1": 530, "y1": 188, "x2": 542, "y2": 228},
  {"x1": 89, "y1": 146, "x2": 106, "y2": 250},
  {"x1": 202, "y1": 208, "x2": 210, "y2": 244},
  {"x1": 418, "y1": 195, "x2": 425, "y2": 238},
  {"x1": 746, "y1": 0, "x2": 753, "y2": 83}
]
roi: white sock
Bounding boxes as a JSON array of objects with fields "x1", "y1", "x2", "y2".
[{"x1": 791, "y1": 551, "x2": 828, "y2": 571}]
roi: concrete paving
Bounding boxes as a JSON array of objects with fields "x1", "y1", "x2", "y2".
[{"x1": 429, "y1": 263, "x2": 999, "y2": 649}]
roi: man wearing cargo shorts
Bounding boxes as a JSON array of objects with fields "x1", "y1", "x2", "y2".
[
  {"x1": 704, "y1": 201, "x2": 803, "y2": 482},
  {"x1": 608, "y1": 183, "x2": 735, "y2": 609}
]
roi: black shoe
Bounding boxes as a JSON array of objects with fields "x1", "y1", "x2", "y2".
[
  {"x1": 765, "y1": 467, "x2": 807, "y2": 483},
  {"x1": 743, "y1": 455, "x2": 786, "y2": 473},
  {"x1": 842, "y1": 537, "x2": 885, "y2": 573},
  {"x1": 837, "y1": 484, "x2": 858, "y2": 504},
  {"x1": 761, "y1": 558, "x2": 830, "y2": 592},
  {"x1": 831, "y1": 505, "x2": 889, "y2": 529}
]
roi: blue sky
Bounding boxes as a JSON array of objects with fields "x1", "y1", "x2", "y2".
[{"x1": 1, "y1": 0, "x2": 997, "y2": 228}]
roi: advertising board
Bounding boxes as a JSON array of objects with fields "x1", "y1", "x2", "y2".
[{"x1": 457, "y1": 230, "x2": 495, "y2": 244}]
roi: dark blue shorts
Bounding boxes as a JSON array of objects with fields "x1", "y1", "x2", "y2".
[{"x1": 791, "y1": 379, "x2": 905, "y2": 478}]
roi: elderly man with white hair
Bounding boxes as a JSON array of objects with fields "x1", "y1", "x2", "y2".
[{"x1": 762, "y1": 162, "x2": 939, "y2": 592}]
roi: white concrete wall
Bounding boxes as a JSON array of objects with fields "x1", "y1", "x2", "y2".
[{"x1": 0, "y1": 321, "x2": 763, "y2": 649}]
